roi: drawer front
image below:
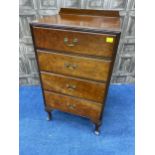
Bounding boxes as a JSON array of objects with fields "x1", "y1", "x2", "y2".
[
  {"x1": 33, "y1": 27, "x2": 116, "y2": 58},
  {"x1": 41, "y1": 72, "x2": 106, "y2": 102},
  {"x1": 37, "y1": 51, "x2": 111, "y2": 82},
  {"x1": 44, "y1": 91, "x2": 102, "y2": 122}
]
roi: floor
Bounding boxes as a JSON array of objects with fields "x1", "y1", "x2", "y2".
[{"x1": 19, "y1": 84, "x2": 135, "y2": 155}]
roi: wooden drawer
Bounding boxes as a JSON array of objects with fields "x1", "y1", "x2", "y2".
[
  {"x1": 44, "y1": 91, "x2": 102, "y2": 122},
  {"x1": 37, "y1": 50, "x2": 111, "y2": 82},
  {"x1": 33, "y1": 27, "x2": 116, "y2": 58},
  {"x1": 41, "y1": 72, "x2": 106, "y2": 102}
]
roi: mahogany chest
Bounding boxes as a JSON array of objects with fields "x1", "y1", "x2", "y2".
[{"x1": 30, "y1": 8, "x2": 121, "y2": 135}]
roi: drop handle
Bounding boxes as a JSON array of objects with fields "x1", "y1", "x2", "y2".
[
  {"x1": 66, "y1": 84, "x2": 76, "y2": 90},
  {"x1": 64, "y1": 62, "x2": 77, "y2": 70},
  {"x1": 67, "y1": 103, "x2": 76, "y2": 110},
  {"x1": 64, "y1": 37, "x2": 78, "y2": 47}
]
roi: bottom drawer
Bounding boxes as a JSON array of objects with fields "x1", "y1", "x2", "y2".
[{"x1": 44, "y1": 91, "x2": 102, "y2": 122}]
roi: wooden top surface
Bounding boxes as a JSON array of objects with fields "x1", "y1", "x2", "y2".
[{"x1": 31, "y1": 8, "x2": 121, "y2": 32}]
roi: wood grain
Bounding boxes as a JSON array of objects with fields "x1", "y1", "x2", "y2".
[
  {"x1": 41, "y1": 72, "x2": 106, "y2": 102},
  {"x1": 59, "y1": 8, "x2": 120, "y2": 17},
  {"x1": 44, "y1": 91, "x2": 102, "y2": 123},
  {"x1": 31, "y1": 13, "x2": 121, "y2": 32},
  {"x1": 37, "y1": 50, "x2": 112, "y2": 82},
  {"x1": 33, "y1": 27, "x2": 116, "y2": 58},
  {"x1": 29, "y1": 8, "x2": 122, "y2": 131}
]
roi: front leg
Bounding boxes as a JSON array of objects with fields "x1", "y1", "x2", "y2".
[
  {"x1": 46, "y1": 111, "x2": 52, "y2": 121},
  {"x1": 45, "y1": 107, "x2": 52, "y2": 121},
  {"x1": 94, "y1": 121, "x2": 101, "y2": 135}
]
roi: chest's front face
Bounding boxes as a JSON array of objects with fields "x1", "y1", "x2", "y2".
[{"x1": 30, "y1": 8, "x2": 121, "y2": 135}]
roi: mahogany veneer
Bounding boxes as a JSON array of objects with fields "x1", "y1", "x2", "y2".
[{"x1": 30, "y1": 8, "x2": 121, "y2": 135}]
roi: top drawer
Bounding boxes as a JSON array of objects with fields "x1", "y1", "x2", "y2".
[{"x1": 32, "y1": 27, "x2": 116, "y2": 58}]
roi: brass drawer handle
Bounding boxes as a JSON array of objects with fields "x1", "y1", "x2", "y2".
[
  {"x1": 67, "y1": 103, "x2": 76, "y2": 110},
  {"x1": 64, "y1": 62, "x2": 77, "y2": 70},
  {"x1": 66, "y1": 84, "x2": 76, "y2": 90},
  {"x1": 64, "y1": 37, "x2": 78, "y2": 47}
]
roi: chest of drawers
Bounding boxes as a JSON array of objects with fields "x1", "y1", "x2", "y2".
[{"x1": 30, "y1": 8, "x2": 121, "y2": 135}]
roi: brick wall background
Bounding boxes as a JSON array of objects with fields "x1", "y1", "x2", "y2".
[{"x1": 19, "y1": 0, "x2": 135, "y2": 85}]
